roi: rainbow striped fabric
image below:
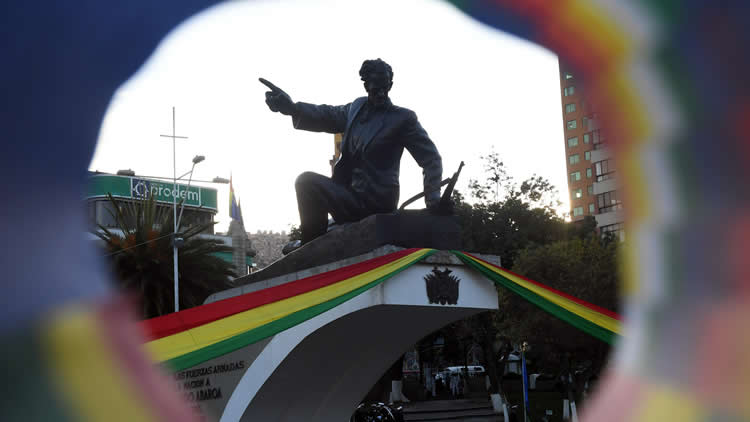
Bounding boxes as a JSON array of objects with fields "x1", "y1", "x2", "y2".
[
  {"x1": 2, "y1": 299, "x2": 200, "y2": 422},
  {"x1": 142, "y1": 248, "x2": 621, "y2": 372}
]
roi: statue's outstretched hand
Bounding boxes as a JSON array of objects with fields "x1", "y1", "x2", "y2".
[{"x1": 259, "y1": 78, "x2": 297, "y2": 116}]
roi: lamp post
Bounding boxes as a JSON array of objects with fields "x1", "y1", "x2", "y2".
[
  {"x1": 162, "y1": 154, "x2": 210, "y2": 313},
  {"x1": 128, "y1": 106, "x2": 230, "y2": 313},
  {"x1": 160, "y1": 107, "x2": 190, "y2": 313}
]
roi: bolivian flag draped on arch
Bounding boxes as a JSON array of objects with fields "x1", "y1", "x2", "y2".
[{"x1": 142, "y1": 248, "x2": 621, "y2": 372}]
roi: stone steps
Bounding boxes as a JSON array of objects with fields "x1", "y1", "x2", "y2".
[{"x1": 402, "y1": 399, "x2": 502, "y2": 421}]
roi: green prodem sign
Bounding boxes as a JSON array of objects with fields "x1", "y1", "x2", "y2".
[{"x1": 87, "y1": 174, "x2": 218, "y2": 211}]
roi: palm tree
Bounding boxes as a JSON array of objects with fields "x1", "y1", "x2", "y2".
[{"x1": 94, "y1": 193, "x2": 236, "y2": 319}]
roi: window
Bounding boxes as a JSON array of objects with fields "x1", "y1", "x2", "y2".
[
  {"x1": 595, "y1": 159, "x2": 615, "y2": 182},
  {"x1": 564, "y1": 72, "x2": 574, "y2": 80},
  {"x1": 601, "y1": 222, "x2": 625, "y2": 242},
  {"x1": 570, "y1": 171, "x2": 581, "y2": 182},
  {"x1": 96, "y1": 201, "x2": 120, "y2": 228},
  {"x1": 589, "y1": 203, "x2": 595, "y2": 213},
  {"x1": 87, "y1": 201, "x2": 97, "y2": 227},
  {"x1": 565, "y1": 103, "x2": 576, "y2": 113},
  {"x1": 590, "y1": 113, "x2": 599, "y2": 129},
  {"x1": 567, "y1": 137, "x2": 579, "y2": 147},
  {"x1": 569, "y1": 154, "x2": 580, "y2": 165},
  {"x1": 592, "y1": 129, "x2": 606, "y2": 149},
  {"x1": 180, "y1": 209, "x2": 214, "y2": 233},
  {"x1": 585, "y1": 150, "x2": 591, "y2": 161},
  {"x1": 586, "y1": 168, "x2": 592, "y2": 178},
  {"x1": 575, "y1": 188, "x2": 583, "y2": 199},
  {"x1": 583, "y1": 133, "x2": 590, "y2": 144},
  {"x1": 597, "y1": 190, "x2": 623, "y2": 213},
  {"x1": 573, "y1": 206, "x2": 584, "y2": 216},
  {"x1": 582, "y1": 115, "x2": 597, "y2": 131},
  {"x1": 566, "y1": 119, "x2": 577, "y2": 130},
  {"x1": 564, "y1": 86, "x2": 575, "y2": 96},
  {"x1": 587, "y1": 185, "x2": 593, "y2": 195}
]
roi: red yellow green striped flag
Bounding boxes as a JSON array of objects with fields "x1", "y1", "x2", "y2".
[
  {"x1": 452, "y1": 251, "x2": 621, "y2": 344},
  {"x1": 142, "y1": 248, "x2": 621, "y2": 372},
  {"x1": 143, "y1": 248, "x2": 436, "y2": 371}
]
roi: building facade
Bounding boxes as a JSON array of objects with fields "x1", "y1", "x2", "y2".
[
  {"x1": 248, "y1": 230, "x2": 290, "y2": 269},
  {"x1": 87, "y1": 172, "x2": 219, "y2": 233},
  {"x1": 86, "y1": 172, "x2": 253, "y2": 276},
  {"x1": 558, "y1": 62, "x2": 624, "y2": 240}
]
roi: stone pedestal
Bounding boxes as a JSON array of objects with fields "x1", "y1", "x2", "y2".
[
  {"x1": 233, "y1": 209, "x2": 461, "y2": 286},
  {"x1": 190, "y1": 211, "x2": 502, "y2": 422}
]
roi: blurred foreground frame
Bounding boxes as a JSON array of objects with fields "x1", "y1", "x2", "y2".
[{"x1": 4, "y1": 1, "x2": 750, "y2": 421}]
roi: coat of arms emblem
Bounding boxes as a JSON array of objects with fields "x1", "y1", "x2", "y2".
[{"x1": 424, "y1": 267, "x2": 460, "y2": 305}]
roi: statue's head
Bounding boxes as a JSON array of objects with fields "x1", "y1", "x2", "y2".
[{"x1": 359, "y1": 58, "x2": 393, "y2": 108}]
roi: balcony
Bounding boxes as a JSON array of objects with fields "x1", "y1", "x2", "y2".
[
  {"x1": 595, "y1": 209, "x2": 625, "y2": 227},
  {"x1": 590, "y1": 146, "x2": 612, "y2": 163},
  {"x1": 593, "y1": 178, "x2": 618, "y2": 195}
]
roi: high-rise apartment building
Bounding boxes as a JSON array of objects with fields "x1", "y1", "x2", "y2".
[{"x1": 558, "y1": 62, "x2": 624, "y2": 240}]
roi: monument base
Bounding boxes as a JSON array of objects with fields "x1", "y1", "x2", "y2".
[{"x1": 236, "y1": 209, "x2": 460, "y2": 286}]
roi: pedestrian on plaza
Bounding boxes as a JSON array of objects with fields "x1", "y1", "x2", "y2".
[
  {"x1": 449, "y1": 371, "x2": 459, "y2": 397},
  {"x1": 461, "y1": 368, "x2": 469, "y2": 397}
]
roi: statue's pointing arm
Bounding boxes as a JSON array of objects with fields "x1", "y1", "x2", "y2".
[
  {"x1": 402, "y1": 111, "x2": 443, "y2": 208},
  {"x1": 292, "y1": 102, "x2": 349, "y2": 134},
  {"x1": 259, "y1": 77, "x2": 348, "y2": 134}
]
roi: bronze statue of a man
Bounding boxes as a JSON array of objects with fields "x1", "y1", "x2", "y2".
[{"x1": 260, "y1": 58, "x2": 443, "y2": 244}]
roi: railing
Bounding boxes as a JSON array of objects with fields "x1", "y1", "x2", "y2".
[{"x1": 596, "y1": 171, "x2": 615, "y2": 182}]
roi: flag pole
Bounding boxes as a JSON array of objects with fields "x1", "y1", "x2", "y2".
[{"x1": 521, "y1": 341, "x2": 530, "y2": 422}]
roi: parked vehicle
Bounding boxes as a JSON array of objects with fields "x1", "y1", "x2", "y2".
[{"x1": 435, "y1": 365, "x2": 486, "y2": 381}]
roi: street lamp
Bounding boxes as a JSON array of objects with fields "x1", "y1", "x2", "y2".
[
  {"x1": 171, "y1": 154, "x2": 206, "y2": 313},
  {"x1": 169, "y1": 159, "x2": 231, "y2": 314},
  {"x1": 175, "y1": 155, "x2": 205, "y2": 233},
  {"x1": 119, "y1": 133, "x2": 226, "y2": 314}
]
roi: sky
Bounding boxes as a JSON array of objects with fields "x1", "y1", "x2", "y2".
[{"x1": 89, "y1": 0, "x2": 569, "y2": 234}]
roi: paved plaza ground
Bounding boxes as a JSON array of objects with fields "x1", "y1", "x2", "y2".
[{"x1": 402, "y1": 398, "x2": 504, "y2": 421}]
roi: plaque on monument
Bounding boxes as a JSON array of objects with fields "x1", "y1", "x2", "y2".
[{"x1": 170, "y1": 340, "x2": 270, "y2": 420}]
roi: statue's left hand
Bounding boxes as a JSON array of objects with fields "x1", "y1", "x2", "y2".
[{"x1": 259, "y1": 78, "x2": 297, "y2": 116}]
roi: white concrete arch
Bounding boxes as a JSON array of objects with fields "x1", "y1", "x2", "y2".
[{"x1": 217, "y1": 263, "x2": 499, "y2": 422}]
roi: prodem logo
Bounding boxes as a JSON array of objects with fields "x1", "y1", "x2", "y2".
[{"x1": 131, "y1": 179, "x2": 199, "y2": 203}]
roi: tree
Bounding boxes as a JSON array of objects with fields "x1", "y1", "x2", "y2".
[
  {"x1": 288, "y1": 223, "x2": 302, "y2": 242},
  {"x1": 455, "y1": 150, "x2": 592, "y2": 269},
  {"x1": 506, "y1": 236, "x2": 620, "y2": 402},
  {"x1": 94, "y1": 194, "x2": 236, "y2": 319},
  {"x1": 435, "y1": 152, "x2": 611, "y2": 401}
]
